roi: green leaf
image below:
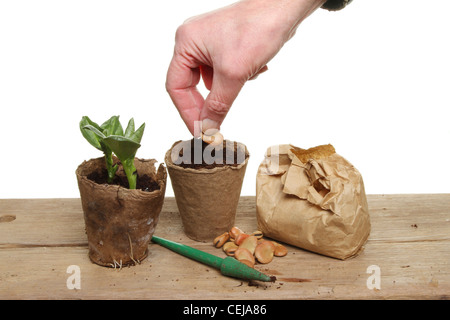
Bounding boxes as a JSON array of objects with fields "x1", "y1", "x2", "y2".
[
  {"x1": 83, "y1": 124, "x2": 106, "y2": 140},
  {"x1": 80, "y1": 115, "x2": 146, "y2": 189},
  {"x1": 80, "y1": 116, "x2": 103, "y2": 151},
  {"x1": 124, "y1": 118, "x2": 135, "y2": 139},
  {"x1": 102, "y1": 135, "x2": 141, "y2": 163},
  {"x1": 101, "y1": 115, "x2": 123, "y2": 137},
  {"x1": 81, "y1": 118, "x2": 116, "y2": 184},
  {"x1": 124, "y1": 118, "x2": 145, "y2": 143},
  {"x1": 129, "y1": 122, "x2": 145, "y2": 144},
  {"x1": 102, "y1": 135, "x2": 141, "y2": 189}
]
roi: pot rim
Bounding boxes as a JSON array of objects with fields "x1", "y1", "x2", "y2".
[
  {"x1": 76, "y1": 156, "x2": 166, "y2": 197},
  {"x1": 164, "y1": 140, "x2": 250, "y2": 174}
]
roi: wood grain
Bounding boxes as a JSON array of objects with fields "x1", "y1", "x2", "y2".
[{"x1": 0, "y1": 195, "x2": 449, "y2": 299}]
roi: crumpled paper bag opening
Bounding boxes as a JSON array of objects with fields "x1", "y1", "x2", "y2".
[{"x1": 256, "y1": 144, "x2": 371, "y2": 260}]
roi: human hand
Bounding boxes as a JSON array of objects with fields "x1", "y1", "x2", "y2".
[{"x1": 166, "y1": 0, "x2": 326, "y2": 136}]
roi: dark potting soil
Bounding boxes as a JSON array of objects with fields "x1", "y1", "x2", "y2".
[
  {"x1": 87, "y1": 169, "x2": 160, "y2": 192},
  {"x1": 175, "y1": 138, "x2": 248, "y2": 170}
]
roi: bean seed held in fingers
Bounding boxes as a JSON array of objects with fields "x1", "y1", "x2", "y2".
[
  {"x1": 213, "y1": 232, "x2": 230, "y2": 248},
  {"x1": 202, "y1": 130, "x2": 224, "y2": 147},
  {"x1": 255, "y1": 241, "x2": 276, "y2": 264}
]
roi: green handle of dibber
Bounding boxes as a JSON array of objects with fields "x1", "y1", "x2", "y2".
[
  {"x1": 151, "y1": 235, "x2": 223, "y2": 269},
  {"x1": 151, "y1": 235, "x2": 273, "y2": 282},
  {"x1": 220, "y1": 256, "x2": 273, "y2": 282}
]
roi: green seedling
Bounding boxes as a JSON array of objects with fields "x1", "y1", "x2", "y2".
[{"x1": 80, "y1": 116, "x2": 145, "y2": 189}]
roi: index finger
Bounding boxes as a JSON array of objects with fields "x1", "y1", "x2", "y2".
[{"x1": 165, "y1": 52, "x2": 205, "y2": 136}]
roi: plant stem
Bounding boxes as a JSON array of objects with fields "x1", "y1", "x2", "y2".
[
  {"x1": 123, "y1": 158, "x2": 137, "y2": 189},
  {"x1": 104, "y1": 152, "x2": 117, "y2": 184}
]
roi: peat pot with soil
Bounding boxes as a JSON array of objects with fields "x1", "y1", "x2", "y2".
[
  {"x1": 165, "y1": 138, "x2": 249, "y2": 242},
  {"x1": 76, "y1": 116, "x2": 167, "y2": 268}
]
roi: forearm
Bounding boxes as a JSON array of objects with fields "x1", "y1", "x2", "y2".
[{"x1": 239, "y1": 0, "x2": 350, "y2": 43}]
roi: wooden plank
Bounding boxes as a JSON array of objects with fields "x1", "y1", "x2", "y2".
[
  {"x1": 0, "y1": 199, "x2": 86, "y2": 246},
  {"x1": 0, "y1": 195, "x2": 449, "y2": 299}
]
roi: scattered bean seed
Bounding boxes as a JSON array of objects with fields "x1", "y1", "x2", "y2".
[
  {"x1": 222, "y1": 241, "x2": 238, "y2": 256},
  {"x1": 213, "y1": 226, "x2": 287, "y2": 269},
  {"x1": 213, "y1": 232, "x2": 230, "y2": 248},
  {"x1": 257, "y1": 238, "x2": 265, "y2": 245},
  {"x1": 238, "y1": 259, "x2": 255, "y2": 268},
  {"x1": 234, "y1": 247, "x2": 255, "y2": 265},
  {"x1": 229, "y1": 226, "x2": 243, "y2": 240},
  {"x1": 272, "y1": 241, "x2": 288, "y2": 257},
  {"x1": 255, "y1": 241, "x2": 276, "y2": 264},
  {"x1": 234, "y1": 233, "x2": 249, "y2": 246},
  {"x1": 239, "y1": 235, "x2": 258, "y2": 255},
  {"x1": 251, "y1": 231, "x2": 264, "y2": 239}
]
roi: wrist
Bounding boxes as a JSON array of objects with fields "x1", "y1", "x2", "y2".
[{"x1": 241, "y1": 0, "x2": 326, "y2": 41}]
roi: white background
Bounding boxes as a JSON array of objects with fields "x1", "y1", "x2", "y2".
[{"x1": 0, "y1": 0, "x2": 449, "y2": 199}]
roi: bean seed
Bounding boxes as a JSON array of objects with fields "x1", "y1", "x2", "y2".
[
  {"x1": 257, "y1": 238, "x2": 265, "y2": 245},
  {"x1": 229, "y1": 226, "x2": 243, "y2": 240},
  {"x1": 202, "y1": 131, "x2": 224, "y2": 147},
  {"x1": 255, "y1": 241, "x2": 276, "y2": 264},
  {"x1": 201, "y1": 119, "x2": 219, "y2": 133},
  {"x1": 251, "y1": 231, "x2": 264, "y2": 239},
  {"x1": 238, "y1": 259, "x2": 255, "y2": 268},
  {"x1": 272, "y1": 241, "x2": 288, "y2": 257},
  {"x1": 222, "y1": 241, "x2": 238, "y2": 256},
  {"x1": 239, "y1": 235, "x2": 258, "y2": 255},
  {"x1": 234, "y1": 247, "x2": 255, "y2": 265},
  {"x1": 213, "y1": 232, "x2": 230, "y2": 248},
  {"x1": 234, "y1": 233, "x2": 249, "y2": 246}
]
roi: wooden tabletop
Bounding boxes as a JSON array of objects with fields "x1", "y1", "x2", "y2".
[{"x1": 0, "y1": 194, "x2": 449, "y2": 300}]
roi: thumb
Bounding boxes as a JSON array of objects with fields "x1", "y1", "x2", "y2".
[{"x1": 199, "y1": 71, "x2": 244, "y2": 130}]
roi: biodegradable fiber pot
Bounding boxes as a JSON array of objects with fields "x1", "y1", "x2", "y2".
[
  {"x1": 165, "y1": 139, "x2": 249, "y2": 242},
  {"x1": 76, "y1": 157, "x2": 167, "y2": 267}
]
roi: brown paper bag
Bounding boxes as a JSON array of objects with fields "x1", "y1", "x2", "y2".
[{"x1": 256, "y1": 144, "x2": 370, "y2": 260}]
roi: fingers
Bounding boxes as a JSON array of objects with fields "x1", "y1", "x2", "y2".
[
  {"x1": 166, "y1": 53, "x2": 204, "y2": 136},
  {"x1": 168, "y1": 62, "x2": 265, "y2": 135},
  {"x1": 199, "y1": 65, "x2": 213, "y2": 90},
  {"x1": 199, "y1": 70, "x2": 245, "y2": 130},
  {"x1": 200, "y1": 64, "x2": 268, "y2": 129},
  {"x1": 167, "y1": 41, "x2": 267, "y2": 135},
  {"x1": 249, "y1": 65, "x2": 268, "y2": 80}
]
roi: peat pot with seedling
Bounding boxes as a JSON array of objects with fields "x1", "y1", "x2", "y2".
[
  {"x1": 76, "y1": 116, "x2": 167, "y2": 268},
  {"x1": 165, "y1": 136, "x2": 249, "y2": 242}
]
